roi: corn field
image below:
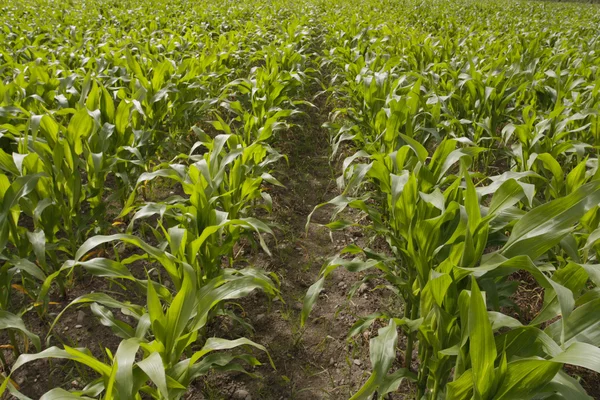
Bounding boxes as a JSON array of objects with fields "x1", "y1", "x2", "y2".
[{"x1": 1, "y1": 0, "x2": 600, "y2": 398}]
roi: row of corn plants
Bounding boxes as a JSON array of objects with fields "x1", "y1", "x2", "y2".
[
  {"x1": 303, "y1": 0, "x2": 600, "y2": 399},
  {"x1": 2, "y1": 0, "x2": 600, "y2": 398},
  {"x1": 0, "y1": 0, "x2": 319, "y2": 398}
]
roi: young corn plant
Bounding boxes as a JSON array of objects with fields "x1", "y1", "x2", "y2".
[
  {"x1": 303, "y1": 135, "x2": 600, "y2": 398},
  {"x1": 4, "y1": 262, "x2": 277, "y2": 399},
  {"x1": 120, "y1": 133, "x2": 281, "y2": 280}
]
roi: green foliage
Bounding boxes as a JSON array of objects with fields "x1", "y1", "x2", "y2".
[
  {"x1": 301, "y1": 0, "x2": 600, "y2": 398},
  {"x1": 1, "y1": 0, "x2": 600, "y2": 398},
  {"x1": 0, "y1": 0, "x2": 310, "y2": 397}
]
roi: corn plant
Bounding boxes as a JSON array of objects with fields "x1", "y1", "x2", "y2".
[
  {"x1": 302, "y1": 2, "x2": 600, "y2": 397},
  {"x1": 6, "y1": 262, "x2": 277, "y2": 399},
  {"x1": 2, "y1": 0, "x2": 600, "y2": 398},
  {"x1": 304, "y1": 147, "x2": 600, "y2": 398}
]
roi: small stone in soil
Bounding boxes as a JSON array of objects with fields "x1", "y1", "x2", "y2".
[
  {"x1": 353, "y1": 359, "x2": 362, "y2": 366},
  {"x1": 329, "y1": 357, "x2": 335, "y2": 366},
  {"x1": 232, "y1": 389, "x2": 251, "y2": 400},
  {"x1": 75, "y1": 324, "x2": 83, "y2": 329},
  {"x1": 76, "y1": 310, "x2": 86, "y2": 324}
]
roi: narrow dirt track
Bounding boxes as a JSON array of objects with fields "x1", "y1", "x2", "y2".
[{"x1": 194, "y1": 101, "x2": 390, "y2": 399}]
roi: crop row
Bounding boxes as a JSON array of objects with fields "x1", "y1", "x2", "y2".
[
  {"x1": 1, "y1": 0, "x2": 600, "y2": 399},
  {"x1": 303, "y1": 0, "x2": 600, "y2": 399},
  {"x1": 0, "y1": 0, "x2": 316, "y2": 398}
]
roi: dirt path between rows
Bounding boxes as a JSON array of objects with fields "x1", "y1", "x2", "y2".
[{"x1": 197, "y1": 102, "x2": 391, "y2": 399}]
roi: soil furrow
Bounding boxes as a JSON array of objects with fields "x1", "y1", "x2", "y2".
[{"x1": 200, "y1": 103, "x2": 385, "y2": 400}]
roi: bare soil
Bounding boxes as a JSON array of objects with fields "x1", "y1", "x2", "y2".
[{"x1": 195, "y1": 104, "x2": 401, "y2": 399}]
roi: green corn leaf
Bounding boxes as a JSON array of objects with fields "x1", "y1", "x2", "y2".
[
  {"x1": 447, "y1": 369, "x2": 474, "y2": 400},
  {"x1": 137, "y1": 352, "x2": 169, "y2": 398},
  {"x1": 9, "y1": 258, "x2": 46, "y2": 281},
  {"x1": 566, "y1": 158, "x2": 589, "y2": 194},
  {"x1": 468, "y1": 277, "x2": 496, "y2": 398},
  {"x1": 49, "y1": 293, "x2": 143, "y2": 335},
  {"x1": 494, "y1": 360, "x2": 562, "y2": 400},
  {"x1": 495, "y1": 326, "x2": 562, "y2": 359},
  {"x1": 536, "y1": 153, "x2": 563, "y2": 184},
  {"x1": 66, "y1": 108, "x2": 93, "y2": 155},
  {"x1": 114, "y1": 338, "x2": 140, "y2": 399},
  {"x1": 301, "y1": 276, "x2": 325, "y2": 327},
  {"x1": 40, "y1": 388, "x2": 95, "y2": 399},
  {"x1": 466, "y1": 254, "x2": 575, "y2": 344},
  {"x1": 64, "y1": 346, "x2": 113, "y2": 376},
  {"x1": 115, "y1": 100, "x2": 131, "y2": 136},
  {"x1": 0, "y1": 311, "x2": 41, "y2": 351},
  {"x1": 488, "y1": 178, "x2": 527, "y2": 216},
  {"x1": 12, "y1": 346, "x2": 111, "y2": 377},
  {"x1": 191, "y1": 272, "x2": 277, "y2": 331},
  {"x1": 105, "y1": 359, "x2": 118, "y2": 400},
  {"x1": 545, "y1": 298, "x2": 600, "y2": 347},
  {"x1": 90, "y1": 303, "x2": 136, "y2": 339},
  {"x1": 189, "y1": 337, "x2": 273, "y2": 368},
  {"x1": 100, "y1": 86, "x2": 115, "y2": 123},
  {"x1": 350, "y1": 319, "x2": 398, "y2": 400},
  {"x1": 164, "y1": 265, "x2": 197, "y2": 363},
  {"x1": 73, "y1": 234, "x2": 181, "y2": 287},
  {"x1": 502, "y1": 180, "x2": 600, "y2": 260},
  {"x1": 146, "y1": 273, "x2": 166, "y2": 343},
  {"x1": 538, "y1": 370, "x2": 593, "y2": 400},
  {"x1": 377, "y1": 368, "x2": 416, "y2": 397},
  {"x1": 550, "y1": 342, "x2": 600, "y2": 373}
]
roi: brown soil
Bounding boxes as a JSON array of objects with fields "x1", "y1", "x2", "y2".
[
  {"x1": 504, "y1": 270, "x2": 545, "y2": 324},
  {"x1": 192, "y1": 103, "x2": 402, "y2": 399},
  {"x1": 564, "y1": 365, "x2": 600, "y2": 399},
  {"x1": 504, "y1": 271, "x2": 600, "y2": 399}
]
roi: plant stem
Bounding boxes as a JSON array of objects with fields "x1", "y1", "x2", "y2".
[
  {"x1": 404, "y1": 310, "x2": 415, "y2": 369},
  {"x1": 432, "y1": 378, "x2": 441, "y2": 400},
  {"x1": 8, "y1": 330, "x2": 20, "y2": 358},
  {"x1": 416, "y1": 342, "x2": 428, "y2": 399},
  {"x1": 57, "y1": 276, "x2": 67, "y2": 299},
  {"x1": 404, "y1": 293, "x2": 419, "y2": 369},
  {"x1": 0, "y1": 349, "x2": 8, "y2": 372}
]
